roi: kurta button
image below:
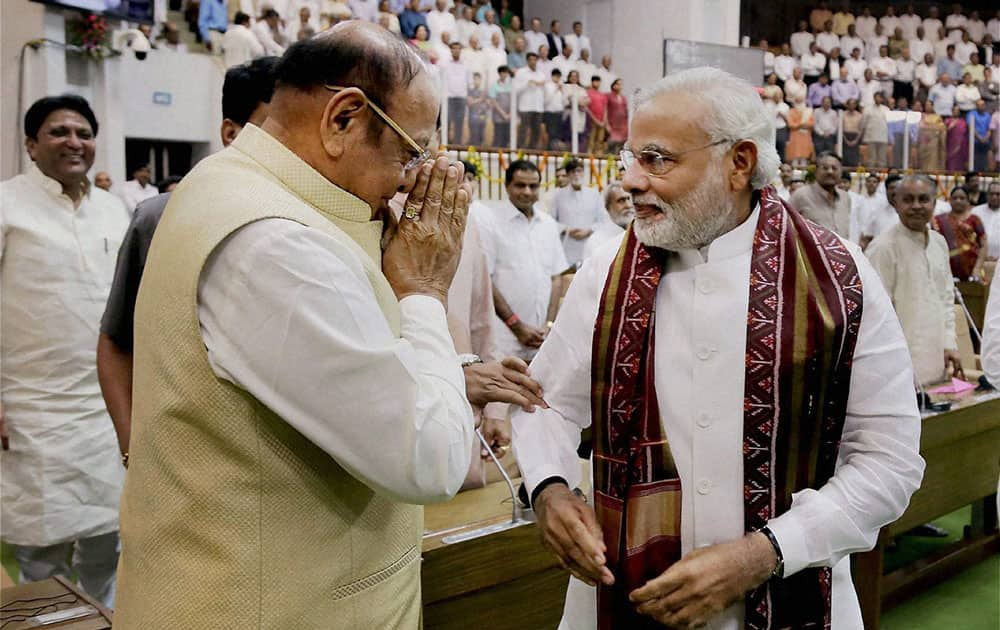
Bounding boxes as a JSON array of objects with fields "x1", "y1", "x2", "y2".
[
  {"x1": 697, "y1": 347, "x2": 712, "y2": 360},
  {"x1": 697, "y1": 479, "x2": 712, "y2": 495},
  {"x1": 698, "y1": 278, "x2": 714, "y2": 294},
  {"x1": 697, "y1": 413, "x2": 713, "y2": 428}
]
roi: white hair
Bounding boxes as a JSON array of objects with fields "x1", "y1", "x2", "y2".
[{"x1": 631, "y1": 67, "x2": 780, "y2": 190}]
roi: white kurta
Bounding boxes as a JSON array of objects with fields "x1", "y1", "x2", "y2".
[
  {"x1": 197, "y1": 219, "x2": 475, "y2": 503},
  {"x1": 582, "y1": 219, "x2": 625, "y2": 261},
  {"x1": 512, "y1": 207, "x2": 924, "y2": 630},
  {"x1": 551, "y1": 186, "x2": 605, "y2": 266},
  {"x1": 0, "y1": 165, "x2": 130, "y2": 546},
  {"x1": 477, "y1": 201, "x2": 569, "y2": 360},
  {"x1": 972, "y1": 204, "x2": 1000, "y2": 259},
  {"x1": 983, "y1": 271, "x2": 1000, "y2": 385},
  {"x1": 118, "y1": 179, "x2": 158, "y2": 214},
  {"x1": 866, "y1": 224, "x2": 957, "y2": 386}
]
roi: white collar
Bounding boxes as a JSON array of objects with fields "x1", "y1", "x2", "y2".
[
  {"x1": 674, "y1": 203, "x2": 761, "y2": 268},
  {"x1": 26, "y1": 163, "x2": 91, "y2": 201}
]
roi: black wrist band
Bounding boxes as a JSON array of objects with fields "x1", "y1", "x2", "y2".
[
  {"x1": 759, "y1": 526, "x2": 785, "y2": 578},
  {"x1": 530, "y1": 476, "x2": 569, "y2": 508}
]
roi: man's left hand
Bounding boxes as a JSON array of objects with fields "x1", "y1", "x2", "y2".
[
  {"x1": 479, "y1": 416, "x2": 511, "y2": 460},
  {"x1": 945, "y1": 349, "x2": 965, "y2": 381},
  {"x1": 463, "y1": 357, "x2": 547, "y2": 411},
  {"x1": 629, "y1": 532, "x2": 776, "y2": 629},
  {"x1": 567, "y1": 228, "x2": 593, "y2": 240}
]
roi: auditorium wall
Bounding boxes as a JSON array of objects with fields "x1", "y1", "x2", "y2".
[
  {"x1": 523, "y1": 0, "x2": 741, "y2": 97},
  {"x1": 0, "y1": 0, "x2": 223, "y2": 184}
]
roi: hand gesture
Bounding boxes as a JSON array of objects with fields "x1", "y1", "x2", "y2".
[
  {"x1": 383, "y1": 156, "x2": 472, "y2": 305},
  {"x1": 629, "y1": 533, "x2": 776, "y2": 629},
  {"x1": 535, "y1": 483, "x2": 614, "y2": 587},
  {"x1": 945, "y1": 349, "x2": 965, "y2": 381},
  {"x1": 511, "y1": 321, "x2": 547, "y2": 348},
  {"x1": 479, "y1": 416, "x2": 511, "y2": 460},
  {"x1": 463, "y1": 356, "x2": 547, "y2": 410}
]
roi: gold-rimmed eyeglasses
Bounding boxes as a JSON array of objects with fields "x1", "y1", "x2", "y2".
[
  {"x1": 324, "y1": 85, "x2": 432, "y2": 171},
  {"x1": 620, "y1": 138, "x2": 733, "y2": 177}
]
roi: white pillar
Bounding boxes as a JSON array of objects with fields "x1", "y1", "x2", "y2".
[
  {"x1": 570, "y1": 89, "x2": 580, "y2": 154},
  {"x1": 510, "y1": 84, "x2": 518, "y2": 152}
]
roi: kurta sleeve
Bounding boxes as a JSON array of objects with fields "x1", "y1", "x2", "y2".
[
  {"x1": 197, "y1": 219, "x2": 475, "y2": 504},
  {"x1": 766, "y1": 246, "x2": 925, "y2": 576},
  {"x1": 983, "y1": 271, "x2": 1000, "y2": 385}
]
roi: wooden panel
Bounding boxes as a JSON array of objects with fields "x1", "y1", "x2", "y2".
[
  {"x1": 424, "y1": 567, "x2": 567, "y2": 630},
  {"x1": 422, "y1": 520, "x2": 561, "y2": 604},
  {"x1": 888, "y1": 398, "x2": 1000, "y2": 535}
]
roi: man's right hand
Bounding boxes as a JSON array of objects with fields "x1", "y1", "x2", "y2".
[
  {"x1": 463, "y1": 356, "x2": 547, "y2": 410},
  {"x1": 535, "y1": 482, "x2": 615, "y2": 587},
  {"x1": 383, "y1": 156, "x2": 471, "y2": 305},
  {"x1": 511, "y1": 321, "x2": 547, "y2": 348}
]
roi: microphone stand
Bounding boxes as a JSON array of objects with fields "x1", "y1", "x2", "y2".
[{"x1": 440, "y1": 428, "x2": 535, "y2": 545}]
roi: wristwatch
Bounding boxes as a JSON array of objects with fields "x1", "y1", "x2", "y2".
[
  {"x1": 759, "y1": 526, "x2": 784, "y2": 578},
  {"x1": 458, "y1": 353, "x2": 483, "y2": 368}
]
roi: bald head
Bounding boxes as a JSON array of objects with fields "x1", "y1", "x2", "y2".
[{"x1": 263, "y1": 21, "x2": 440, "y2": 215}]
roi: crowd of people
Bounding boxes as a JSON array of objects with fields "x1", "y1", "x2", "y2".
[
  {"x1": 760, "y1": 2, "x2": 999, "y2": 171},
  {"x1": 185, "y1": 0, "x2": 627, "y2": 152}
]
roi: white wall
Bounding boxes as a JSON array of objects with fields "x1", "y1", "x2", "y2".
[
  {"x1": 524, "y1": 0, "x2": 741, "y2": 97},
  {"x1": 0, "y1": 0, "x2": 224, "y2": 184}
]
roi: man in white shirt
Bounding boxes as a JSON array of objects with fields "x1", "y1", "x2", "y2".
[
  {"x1": 426, "y1": 0, "x2": 456, "y2": 45},
  {"x1": 596, "y1": 55, "x2": 618, "y2": 93},
  {"x1": 966, "y1": 10, "x2": 986, "y2": 43},
  {"x1": 862, "y1": 174, "x2": 901, "y2": 248},
  {"x1": 945, "y1": 5, "x2": 968, "y2": 41},
  {"x1": 119, "y1": 163, "x2": 158, "y2": 213},
  {"x1": 928, "y1": 74, "x2": 959, "y2": 115},
  {"x1": 514, "y1": 52, "x2": 546, "y2": 148},
  {"x1": 550, "y1": 159, "x2": 605, "y2": 267},
  {"x1": 801, "y1": 42, "x2": 828, "y2": 84},
  {"x1": 916, "y1": 52, "x2": 939, "y2": 94},
  {"x1": 988, "y1": 10, "x2": 1000, "y2": 43},
  {"x1": 483, "y1": 32, "x2": 508, "y2": 87},
  {"x1": 867, "y1": 176, "x2": 963, "y2": 386},
  {"x1": 574, "y1": 47, "x2": 599, "y2": 85},
  {"x1": 552, "y1": 43, "x2": 576, "y2": 81},
  {"x1": 223, "y1": 11, "x2": 264, "y2": 67},
  {"x1": 283, "y1": 5, "x2": 319, "y2": 42},
  {"x1": 840, "y1": 24, "x2": 865, "y2": 62},
  {"x1": 455, "y1": 4, "x2": 477, "y2": 46},
  {"x1": 866, "y1": 23, "x2": 889, "y2": 62},
  {"x1": 513, "y1": 67, "x2": 923, "y2": 630},
  {"x1": 252, "y1": 8, "x2": 286, "y2": 56},
  {"x1": 582, "y1": 182, "x2": 633, "y2": 261},
  {"x1": 564, "y1": 21, "x2": 590, "y2": 62},
  {"x1": 850, "y1": 173, "x2": 885, "y2": 243},
  {"x1": 858, "y1": 67, "x2": 880, "y2": 107},
  {"x1": 900, "y1": 5, "x2": 923, "y2": 40},
  {"x1": 347, "y1": 0, "x2": 378, "y2": 22},
  {"x1": 983, "y1": 255, "x2": 1000, "y2": 386},
  {"x1": 894, "y1": 47, "x2": 917, "y2": 102},
  {"x1": 784, "y1": 67, "x2": 808, "y2": 104},
  {"x1": 478, "y1": 160, "x2": 569, "y2": 361},
  {"x1": 442, "y1": 42, "x2": 470, "y2": 145},
  {"x1": 845, "y1": 46, "x2": 868, "y2": 81},
  {"x1": 759, "y1": 40, "x2": 775, "y2": 78},
  {"x1": 816, "y1": 20, "x2": 840, "y2": 55},
  {"x1": 909, "y1": 26, "x2": 935, "y2": 66},
  {"x1": 524, "y1": 17, "x2": 547, "y2": 55},
  {"x1": 477, "y1": 9, "x2": 503, "y2": 50},
  {"x1": 924, "y1": 5, "x2": 945, "y2": 42},
  {"x1": 955, "y1": 31, "x2": 978, "y2": 64},
  {"x1": 790, "y1": 20, "x2": 814, "y2": 58},
  {"x1": 774, "y1": 43, "x2": 798, "y2": 84},
  {"x1": 879, "y1": 5, "x2": 902, "y2": 39},
  {"x1": 972, "y1": 181, "x2": 1000, "y2": 260},
  {"x1": 856, "y1": 5, "x2": 878, "y2": 39},
  {"x1": 1, "y1": 95, "x2": 129, "y2": 607},
  {"x1": 461, "y1": 35, "x2": 489, "y2": 82}
]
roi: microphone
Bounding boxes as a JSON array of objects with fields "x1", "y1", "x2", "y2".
[{"x1": 440, "y1": 428, "x2": 535, "y2": 545}]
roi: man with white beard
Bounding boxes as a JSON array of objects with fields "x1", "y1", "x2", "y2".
[
  {"x1": 511, "y1": 67, "x2": 924, "y2": 629},
  {"x1": 581, "y1": 182, "x2": 633, "y2": 260}
]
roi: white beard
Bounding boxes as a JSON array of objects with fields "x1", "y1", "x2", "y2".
[{"x1": 632, "y1": 169, "x2": 738, "y2": 251}]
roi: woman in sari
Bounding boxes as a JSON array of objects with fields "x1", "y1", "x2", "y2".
[
  {"x1": 916, "y1": 101, "x2": 947, "y2": 171},
  {"x1": 785, "y1": 95, "x2": 815, "y2": 166},
  {"x1": 932, "y1": 185, "x2": 989, "y2": 281},
  {"x1": 605, "y1": 79, "x2": 629, "y2": 154},
  {"x1": 945, "y1": 104, "x2": 969, "y2": 172},
  {"x1": 841, "y1": 98, "x2": 863, "y2": 167}
]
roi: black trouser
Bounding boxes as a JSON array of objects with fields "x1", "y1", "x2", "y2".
[
  {"x1": 468, "y1": 116, "x2": 486, "y2": 146},
  {"x1": 519, "y1": 111, "x2": 542, "y2": 149},
  {"x1": 775, "y1": 127, "x2": 789, "y2": 160},
  {"x1": 893, "y1": 80, "x2": 914, "y2": 103},
  {"x1": 544, "y1": 112, "x2": 563, "y2": 149},
  {"x1": 814, "y1": 132, "x2": 836, "y2": 156},
  {"x1": 804, "y1": 74, "x2": 820, "y2": 86},
  {"x1": 448, "y1": 97, "x2": 466, "y2": 145},
  {"x1": 492, "y1": 120, "x2": 510, "y2": 148}
]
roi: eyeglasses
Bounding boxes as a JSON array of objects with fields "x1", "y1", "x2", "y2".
[
  {"x1": 620, "y1": 138, "x2": 733, "y2": 177},
  {"x1": 324, "y1": 85, "x2": 432, "y2": 171}
]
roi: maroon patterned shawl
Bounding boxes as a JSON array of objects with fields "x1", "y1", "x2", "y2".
[{"x1": 590, "y1": 187, "x2": 863, "y2": 629}]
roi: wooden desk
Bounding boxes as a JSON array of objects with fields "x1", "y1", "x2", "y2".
[
  {"x1": 422, "y1": 480, "x2": 567, "y2": 630},
  {"x1": 0, "y1": 575, "x2": 112, "y2": 629},
  {"x1": 854, "y1": 393, "x2": 1000, "y2": 630}
]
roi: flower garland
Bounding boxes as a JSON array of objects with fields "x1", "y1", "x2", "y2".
[{"x1": 67, "y1": 12, "x2": 112, "y2": 59}]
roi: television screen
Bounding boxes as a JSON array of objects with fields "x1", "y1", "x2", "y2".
[{"x1": 30, "y1": 0, "x2": 155, "y2": 23}]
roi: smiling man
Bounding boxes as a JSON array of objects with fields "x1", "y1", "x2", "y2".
[
  {"x1": 113, "y1": 22, "x2": 476, "y2": 628},
  {"x1": 0, "y1": 95, "x2": 129, "y2": 607},
  {"x1": 511, "y1": 67, "x2": 924, "y2": 629}
]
